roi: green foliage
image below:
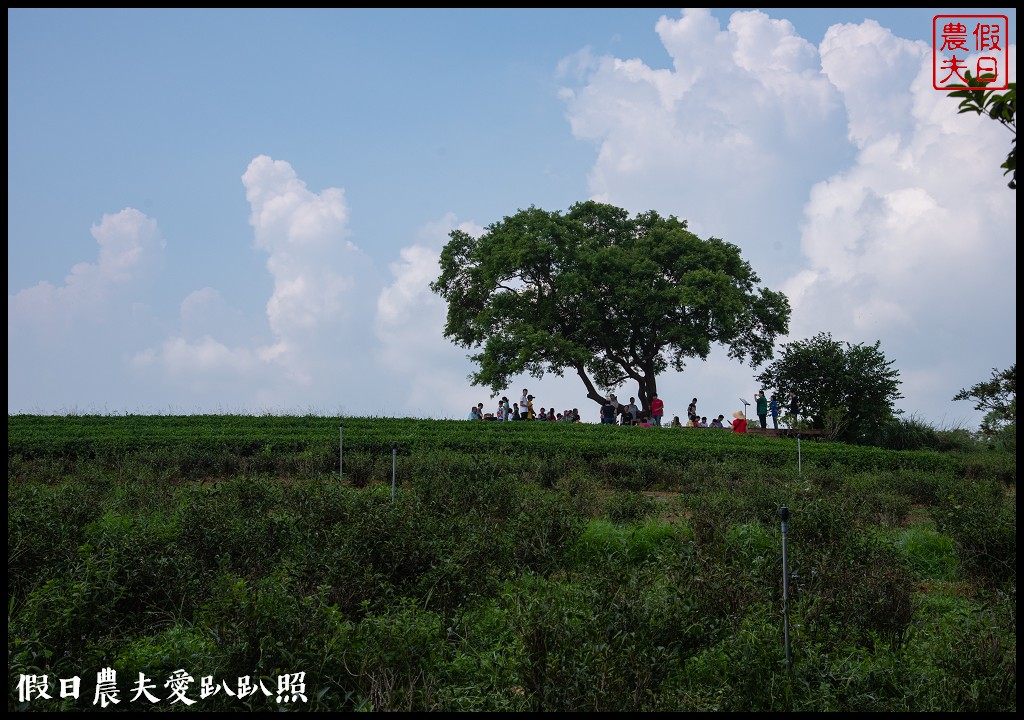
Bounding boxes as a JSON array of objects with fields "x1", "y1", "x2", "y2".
[
  {"x1": 81, "y1": 507, "x2": 199, "y2": 621},
  {"x1": 11, "y1": 413, "x2": 982, "y2": 481},
  {"x1": 953, "y1": 363, "x2": 1016, "y2": 447},
  {"x1": 791, "y1": 529, "x2": 918, "y2": 650},
  {"x1": 842, "y1": 472, "x2": 912, "y2": 527},
  {"x1": 6, "y1": 414, "x2": 1016, "y2": 712},
  {"x1": 500, "y1": 564, "x2": 712, "y2": 711},
  {"x1": 930, "y1": 475, "x2": 1016, "y2": 589},
  {"x1": 430, "y1": 200, "x2": 790, "y2": 412},
  {"x1": 948, "y1": 71, "x2": 1017, "y2": 189},
  {"x1": 337, "y1": 598, "x2": 448, "y2": 711},
  {"x1": 867, "y1": 415, "x2": 979, "y2": 453},
  {"x1": 655, "y1": 610, "x2": 790, "y2": 711},
  {"x1": 903, "y1": 588, "x2": 1017, "y2": 711},
  {"x1": 958, "y1": 449, "x2": 1017, "y2": 484},
  {"x1": 603, "y1": 490, "x2": 658, "y2": 523},
  {"x1": 113, "y1": 623, "x2": 226, "y2": 687},
  {"x1": 8, "y1": 481, "x2": 104, "y2": 599},
  {"x1": 435, "y1": 602, "x2": 529, "y2": 711},
  {"x1": 893, "y1": 523, "x2": 959, "y2": 583},
  {"x1": 574, "y1": 518, "x2": 684, "y2": 570},
  {"x1": 756, "y1": 331, "x2": 903, "y2": 444}
]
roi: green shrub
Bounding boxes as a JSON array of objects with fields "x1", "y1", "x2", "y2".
[
  {"x1": 894, "y1": 523, "x2": 959, "y2": 582},
  {"x1": 339, "y1": 599, "x2": 447, "y2": 711},
  {"x1": 902, "y1": 588, "x2": 1017, "y2": 711},
  {"x1": 8, "y1": 481, "x2": 104, "y2": 599},
  {"x1": 113, "y1": 623, "x2": 226, "y2": 690},
  {"x1": 789, "y1": 529, "x2": 917, "y2": 649},
  {"x1": 653, "y1": 610, "x2": 790, "y2": 711},
  {"x1": 930, "y1": 476, "x2": 1016, "y2": 588},
  {"x1": 604, "y1": 490, "x2": 657, "y2": 523},
  {"x1": 574, "y1": 518, "x2": 683, "y2": 570},
  {"x1": 432, "y1": 601, "x2": 528, "y2": 711}
]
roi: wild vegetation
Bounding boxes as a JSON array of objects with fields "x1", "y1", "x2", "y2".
[{"x1": 8, "y1": 414, "x2": 1016, "y2": 711}]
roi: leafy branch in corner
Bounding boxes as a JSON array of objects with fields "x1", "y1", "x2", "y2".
[{"x1": 948, "y1": 71, "x2": 1016, "y2": 189}]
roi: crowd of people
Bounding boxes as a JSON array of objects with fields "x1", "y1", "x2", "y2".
[
  {"x1": 467, "y1": 387, "x2": 799, "y2": 433},
  {"x1": 467, "y1": 389, "x2": 583, "y2": 423}
]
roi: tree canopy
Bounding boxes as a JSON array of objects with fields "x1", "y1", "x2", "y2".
[
  {"x1": 755, "y1": 332, "x2": 903, "y2": 442},
  {"x1": 430, "y1": 201, "x2": 791, "y2": 411},
  {"x1": 953, "y1": 363, "x2": 1016, "y2": 443}
]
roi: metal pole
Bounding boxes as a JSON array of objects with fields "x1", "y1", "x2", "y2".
[
  {"x1": 795, "y1": 407, "x2": 801, "y2": 476},
  {"x1": 339, "y1": 423, "x2": 343, "y2": 479},
  {"x1": 780, "y1": 505, "x2": 792, "y2": 671},
  {"x1": 797, "y1": 433, "x2": 802, "y2": 476},
  {"x1": 391, "y1": 441, "x2": 397, "y2": 504}
]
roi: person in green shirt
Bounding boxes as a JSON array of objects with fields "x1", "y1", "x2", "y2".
[{"x1": 756, "y1": 390, "x2": 768, "y2": 429}]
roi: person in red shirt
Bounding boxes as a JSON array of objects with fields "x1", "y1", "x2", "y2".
[
  {"x1": 650, "y1": 393, "x2": 665, "y2": 426},
  {"x1": 731, "y1": 411, "x2": 748, "y2": 433}
]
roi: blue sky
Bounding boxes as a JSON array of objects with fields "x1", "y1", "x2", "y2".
[{"x1": 8, "y1": 8, "x2": 1017, "y2": 427}]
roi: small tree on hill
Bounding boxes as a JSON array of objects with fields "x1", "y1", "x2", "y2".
[{"x1": 755, "y1": 332, "x2": 903, "y2": 443}]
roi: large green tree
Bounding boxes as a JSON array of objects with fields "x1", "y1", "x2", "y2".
[
  {"x1": 430, "y1": 201, "x2": 791, "y2": 412},
  {"x1": 953, "y1": 363, "x2": 1016, "y2": 441},
  {"x1": 755, "y1": 332, "x2": 902, "y2": 442}
]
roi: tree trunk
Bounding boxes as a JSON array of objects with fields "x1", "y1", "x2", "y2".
[
  {"x1": 636, "y1": 365, "x2": 656, "y2": 414},
  {"x1": 574, "y1": 364, "x2": 612, "y2": 407}
]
